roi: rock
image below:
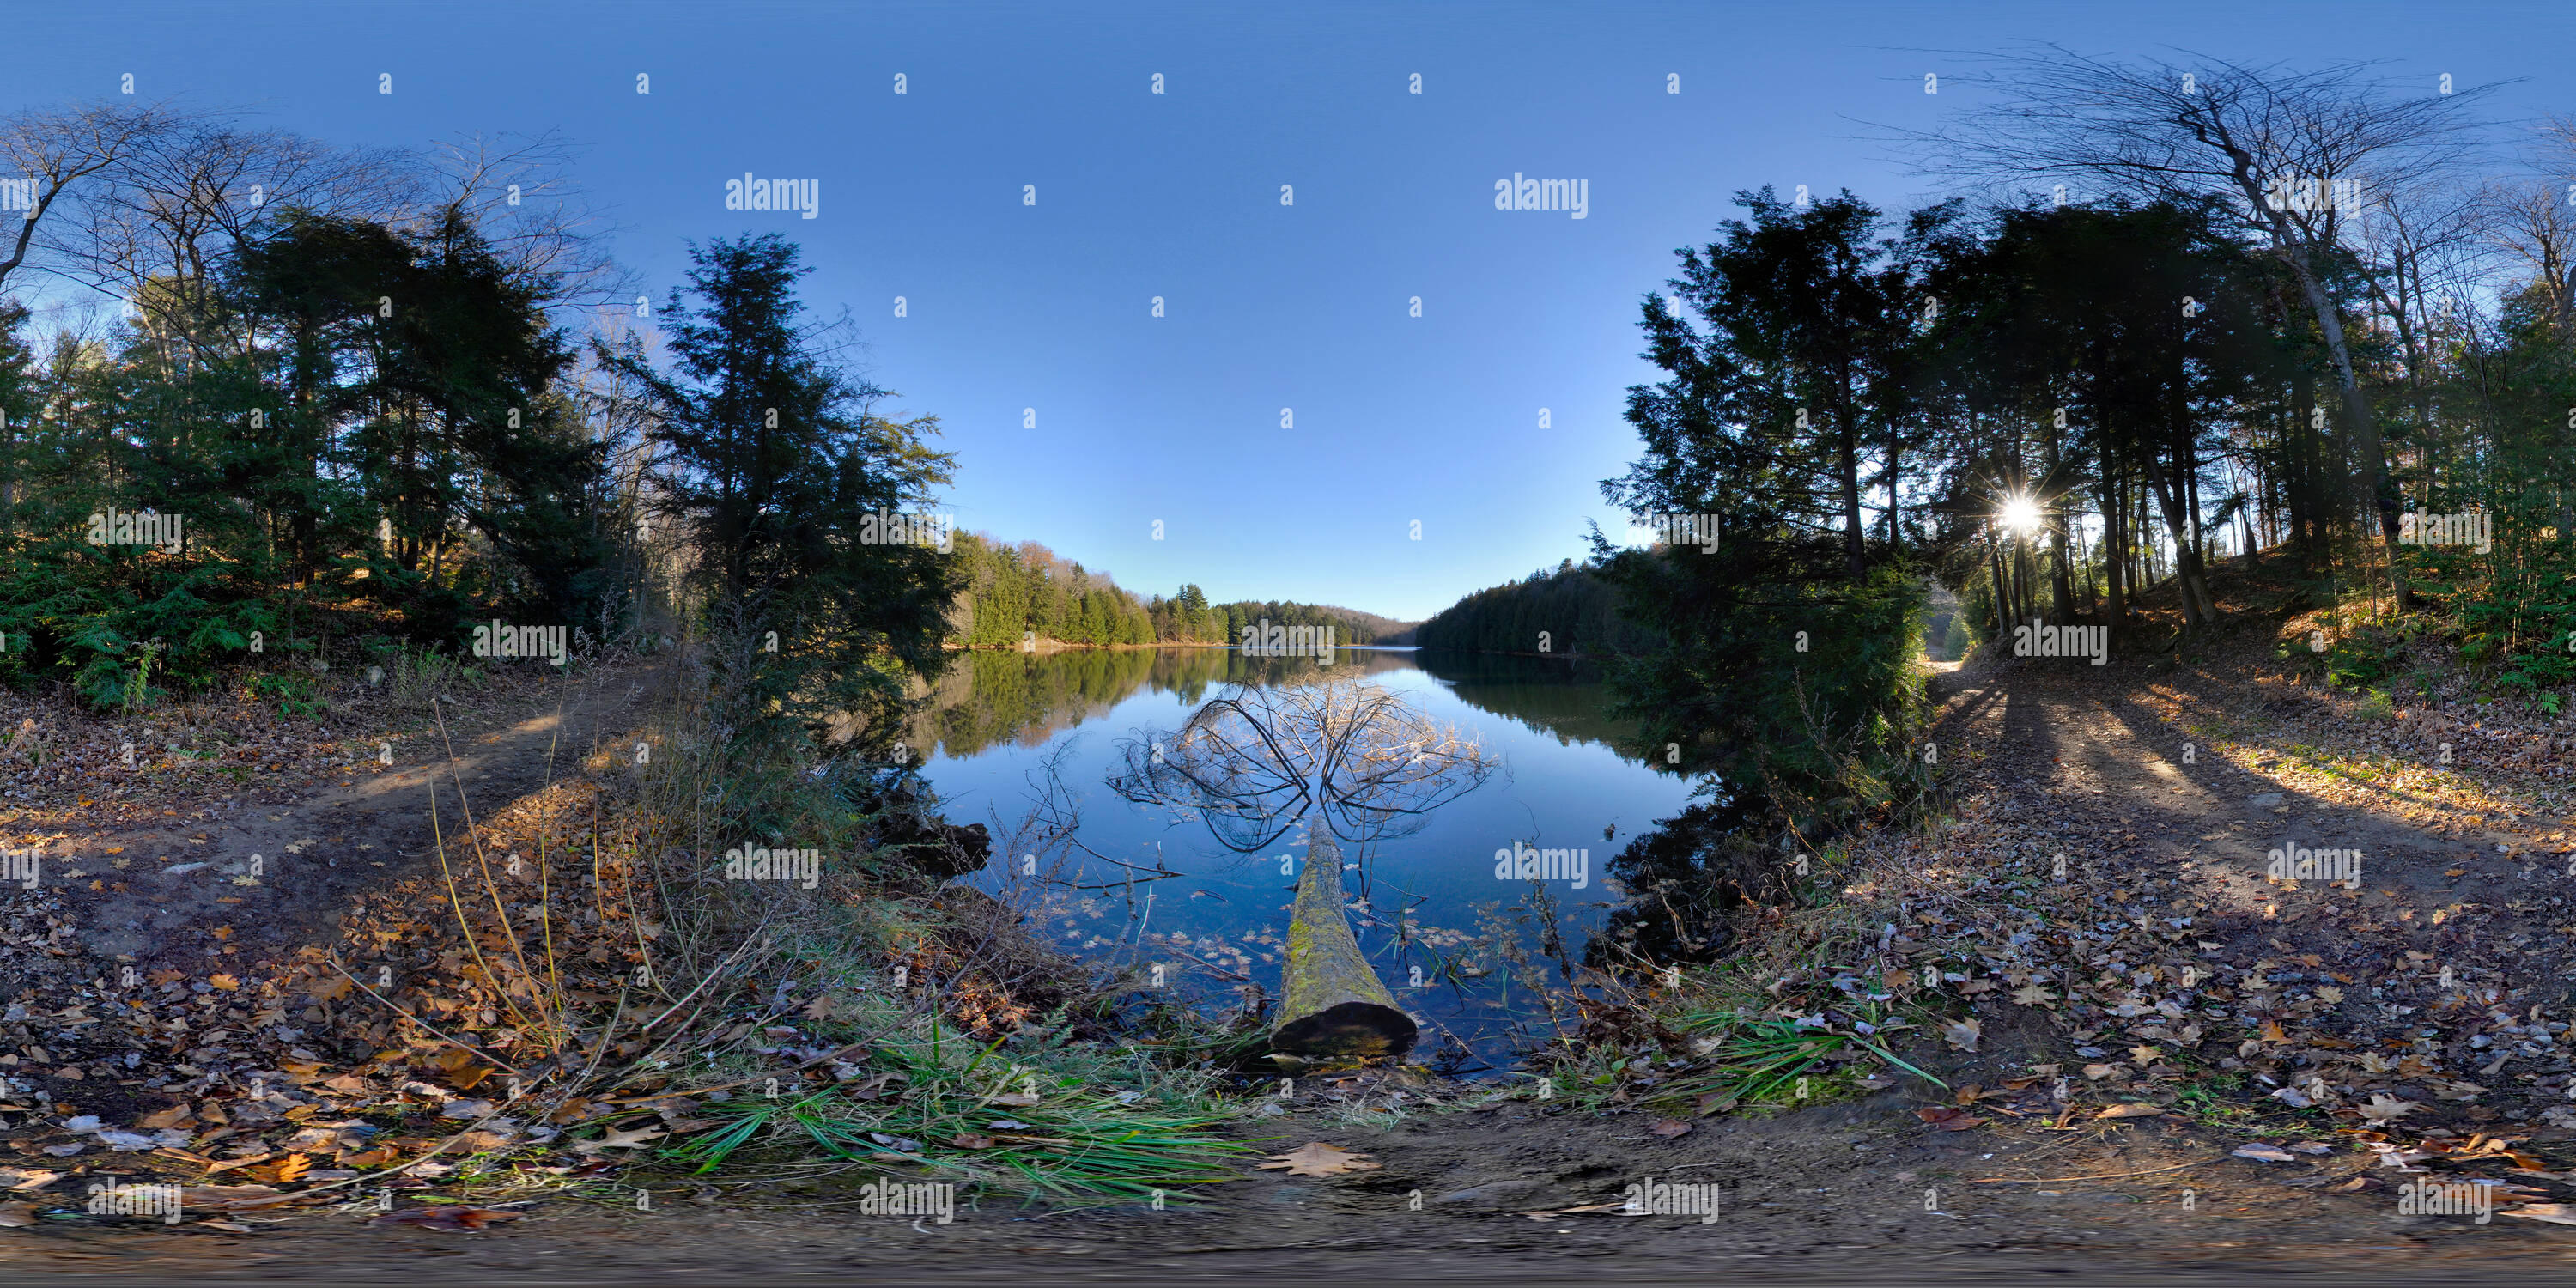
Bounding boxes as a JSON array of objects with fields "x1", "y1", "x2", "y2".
[{"x1": 872, "y1": 812, "x2": 991, "y2": 879}]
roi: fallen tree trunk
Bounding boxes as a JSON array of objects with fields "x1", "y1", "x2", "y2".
[{"x1": 1271, "y1": 824, "x2": 1417, "y2": 1058}]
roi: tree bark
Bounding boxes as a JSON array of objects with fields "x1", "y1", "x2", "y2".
[{"x1": 1273, "y1": 824, "x2": 1416, "y2": 1059}]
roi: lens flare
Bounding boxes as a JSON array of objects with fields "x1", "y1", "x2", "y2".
[{"x1": 1999, "y1": 495, "x2": 2043, "y2": 535}]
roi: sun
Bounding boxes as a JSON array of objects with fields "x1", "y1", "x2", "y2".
[{"x1": 1998, "y1": 495, "x2": 2044, "y2": 535}]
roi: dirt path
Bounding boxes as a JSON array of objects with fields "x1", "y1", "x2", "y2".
[
  {"x1": 1928, "y1": 654, "x2": 2574, "y2": 1056},
  {"x1": 3, "y1": 1078, "x2": 2568, "y2": 1284},
  {"x1": 1, "y1": 661, "x2": 664, "y2": 1114},
  {"x1": 7, "y1": 652, "x2": 2575, "y2": 1281}
]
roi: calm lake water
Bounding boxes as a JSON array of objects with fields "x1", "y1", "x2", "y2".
[{"x1": 912, "y1": 647, "x2": 1699, "y2": 1072}]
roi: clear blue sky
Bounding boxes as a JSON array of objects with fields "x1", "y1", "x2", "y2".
[{"x1": 11, "y1": 2, "x2": 2567, "y2": 619}]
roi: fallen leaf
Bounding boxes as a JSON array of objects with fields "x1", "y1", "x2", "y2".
[
  {"x1": 368, "y1": 1206, "x2": 523, "y2": 1231},
  {"x1": 2233, "y1": 1143, "x2": 2297, "y2": 1163},
  {"x1": 0, "y1": 1200, "x2": 37, "y2": 1227},
  {"x1": 987, "y1": 1091, "x2": 1042, "y2": 1108},
  {"x1": 2096, "y1": 1103, "x2": 2165, "y2": 1120},
  {"x1": 1255, "y1": 1142, "x2": 1382, "y2": 1177},
  {"x1": 1942, "y1": 1018, "x2": 1981, "y2": 1053},
  {"x1": 179, "y1": 1185, "x2": 288, "y2": 1211},
  {"x1": 1914, "y1": 1105, "x2": 1984, "y2": 1132},
  {"x1": 2359, "y1": 1094, "x2": 2421, "y2": 1124},
  {"x1": 950, "y1": 1133, "x2": 996, "y2": 1150},
  {"x1": 137, "y1": 1106, "x2": 191, "y2": 1130},
  {"x1": 574, "y1": 1125, "x2": 666, "y2": 1153},
  {"x1": 1646, "y1": 1118, "x2": 1692, "y2": 1139},
  {"x1": 2010, "y1": 983, "x2": 2057, "y2": 1006},
  {"x1": 2501, "y1": 1203, "x2": 2576, "y2": 1226},
  {"x1": 195, "y1": 1219, "x2": 256, "y2": 1232}
]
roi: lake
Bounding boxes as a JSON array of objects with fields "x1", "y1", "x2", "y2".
[{"x1": 911, "y1": 646, "x2": 1701, "y2": 1072}]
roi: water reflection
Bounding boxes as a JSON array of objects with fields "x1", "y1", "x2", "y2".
[{"x1": 916, "y1": 647, "x2": 1699, "y2": 1072}]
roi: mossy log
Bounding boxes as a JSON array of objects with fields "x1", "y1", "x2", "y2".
[{"x1": 1271, "y1": 825, "x2": 1417, "y2": 1058}]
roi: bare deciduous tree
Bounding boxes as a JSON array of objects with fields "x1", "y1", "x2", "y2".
[
  {"x1": 424, "y1": 131, "x2": 633, "y2": 313},
  {"x1": 1109, "y1": 674, "x2": 1495, "y2": 854},
  {"x1": 1900, "y1": 47, "x2": 2498, "y2": 545},
  {"x1": 39, "y1": 109, "x2": 413, "y2": 362},
  {"x1": 1109, "y1": 675, "x2": 1494, "y2": 1057},
  {"x1": 0, "y1": 99, "x2": 183, "y2": 295}
]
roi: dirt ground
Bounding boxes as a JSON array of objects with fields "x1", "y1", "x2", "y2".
[
  {"x1": 1, "y1": 662, "x2": 662, "y2": 1065},
  {"x1": 3, "y1": 1087, "x2": 2570, "y2": 1285},
  {"x1": 5, "y1": 634, "x2": 2576, "y2": 1283}
]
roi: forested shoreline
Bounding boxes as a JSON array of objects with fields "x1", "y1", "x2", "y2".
[{"x1": 942, "y1": 530, "x2": 1408, "y2": 649}]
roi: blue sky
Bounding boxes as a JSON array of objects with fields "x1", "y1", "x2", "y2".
[{"x1": 11, "y1": 2, "x2": 2569, "y2": 619}]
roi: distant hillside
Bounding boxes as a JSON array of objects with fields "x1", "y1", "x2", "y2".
[
  {"x1": 945, "y1": 532, "x2": 1414, "y2": 647},
  {"x1": 1412, "y1": 558, "x2": 1649, "y2": 656},
  {"x1": 1302, "y1": 604, "x2": 1419, "y2": 641},
  {"x1": 1204, "y1": 599, "x2": 1416, "y2": 646}
]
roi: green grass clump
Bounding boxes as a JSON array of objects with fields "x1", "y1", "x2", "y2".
[
  {"x1": 659, "y1": 1022, "x2": 1249, "y2": 1205},
  {"x1": 1656, "y1": 1006, "x2": 1946, "y2": 1110}
]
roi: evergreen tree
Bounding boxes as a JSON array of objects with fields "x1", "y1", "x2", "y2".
[{"x1": 609, "y1": 234, "x2": 958, "y2": 744}]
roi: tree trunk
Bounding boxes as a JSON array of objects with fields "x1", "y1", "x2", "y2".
[
  {"x1": 1987, "y1": 530, "x2": 2011, "y2": 642},
  {"x1": 2136, "y1": 445, "x2": 2215, "y2": 627},
  {"x1": 2103, "y1": 467, "x2": 2127, "y2": 633},
  {"x1": 1273, "y1": 824, "x2": 1416, "y2": 1059},
  {"x1": 2285, "y1": 248, "x2": 2396, "y2": 544},
  {"x1": 1836, "y1": 399, "x2": 1867, "y2": 580}
]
